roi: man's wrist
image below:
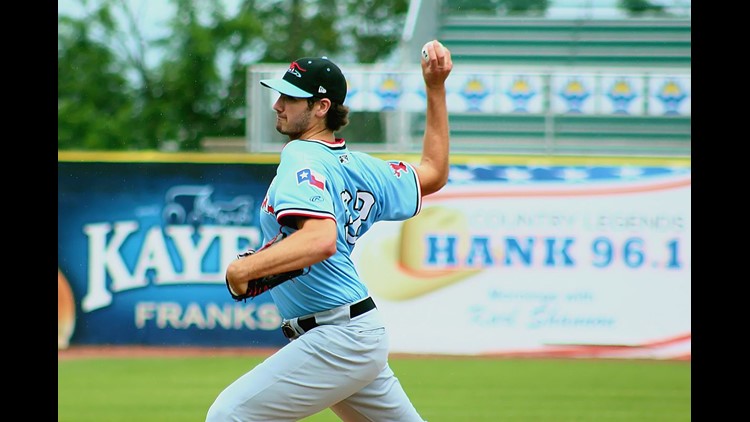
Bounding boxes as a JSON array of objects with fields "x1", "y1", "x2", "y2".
[{"x1": 424, "y1": 84, "x2": 446, "y2": 92}]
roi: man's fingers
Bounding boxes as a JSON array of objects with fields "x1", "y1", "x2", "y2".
[
  {"x1": 433, "y1": 41, "x2": 446, "y2": 67},
  {"x1": 441, "y1": 46, "x2": 452, "y2": 69},
  {"x1": 421, "y1": 39, "x2": 452, "y2": 84},
  {"x1": 424, "y1": 40, "x2": 451, "y2": 69}
]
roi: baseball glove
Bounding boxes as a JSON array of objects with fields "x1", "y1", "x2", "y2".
[{"x1": 225, "y1": 233, "x2": 306, "y2": 302}]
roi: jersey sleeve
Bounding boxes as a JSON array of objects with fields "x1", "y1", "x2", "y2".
[
  {"x1": 373, "y1": 158, "x2": 422, "y2": 221},
  {"x1": 273, "y1": 142, "x2": 336, "y2": 226}
]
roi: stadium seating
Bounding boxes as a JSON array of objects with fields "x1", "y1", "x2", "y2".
[
  {"x1": 407, "y1": 8, "x2": 691, "y2": 157},
  {"x1": 438, "y1": 17, "x2": 690, "y2": 68},
  {"x1": 244, "y1": 2, "x2": 691, "y2": 157}
]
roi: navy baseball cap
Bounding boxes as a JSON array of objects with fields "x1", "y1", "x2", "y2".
[{"x1": 260, "y1": 57, "x2": 347, "y2": 104}]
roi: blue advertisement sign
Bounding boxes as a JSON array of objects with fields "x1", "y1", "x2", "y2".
[
  {"x1": 58, "y1": 161, "x2": 287, "y2": 348},
  {"x1": 58, "y1": 156, "x2": 691, "y2": 359}
]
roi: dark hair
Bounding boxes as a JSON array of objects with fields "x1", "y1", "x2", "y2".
[{"x1": 306, "y1": 99, "x2": 350, "y2": 132}]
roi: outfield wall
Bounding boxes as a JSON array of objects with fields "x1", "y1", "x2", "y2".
[{"x1": 58, "y1": 151, "x2": 690, "y2": 359}]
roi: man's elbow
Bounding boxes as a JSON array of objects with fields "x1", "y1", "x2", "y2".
[
  {"x1": 421, "y1": 175, "x2": 449, "y2": 196},
  {"x1": 417, "y1": 166, "x2": 449, "y2": 196},
  {"x1": 319, "y1": 236, "x2": 338, "y2": 260},
  {"x1": 297, "y1": 217, "x2": 338, "y2": 262},
  {"x1": 309, "y1": 231, "x2": 337, "y2": 261}
]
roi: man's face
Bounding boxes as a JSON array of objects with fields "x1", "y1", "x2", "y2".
[{"x1": 272, "y1": 94, "x2": 313, "y2": 139}]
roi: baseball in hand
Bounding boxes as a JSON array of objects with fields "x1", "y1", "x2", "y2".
[{"x1": 421, "y1": 40, "x2": 443, "y2": 62}]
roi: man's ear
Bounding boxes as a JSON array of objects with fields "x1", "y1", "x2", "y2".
[{"x1": 316, "y1": 98, "x2": 332, "y2": 116}]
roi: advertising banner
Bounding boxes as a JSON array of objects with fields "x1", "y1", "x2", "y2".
[
  {"x1": 354, "y1": 164, "x2": 691, "y2": 359},
  {"x1": 58, "y1": 158, "x2": 690, "y2": 358},
  {"x1": 58, "y1": 161, "x2": 287, "y2": 348},
  {"x1": 315, "y1": 68, "x2": 690, "y2": 116}
]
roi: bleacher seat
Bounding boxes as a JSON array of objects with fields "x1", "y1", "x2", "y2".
[{"x1": 439, "y1": 17, "x2": 690, "y2": 68}]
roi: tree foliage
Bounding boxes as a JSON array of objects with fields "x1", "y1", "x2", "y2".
[
  {"x1": 58, "y1": 6, "x2": 136, "y2": 150},
  {"x1": 58, "y1": 0, "x2": 408, "y2": 151},
  {"x1": 617, "y1": 0, "x2": 667, "y2": 16}
]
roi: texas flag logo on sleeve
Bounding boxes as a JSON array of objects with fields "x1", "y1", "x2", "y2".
[{"x1": 296, "y1": 168, "x2": 326, "y2": 190}]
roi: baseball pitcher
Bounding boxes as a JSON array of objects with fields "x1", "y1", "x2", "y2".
[{"x1": 208, "y1": 39, "x2": 453, "y2": 422}]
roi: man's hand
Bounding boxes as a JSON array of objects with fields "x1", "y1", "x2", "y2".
[{"x1": 421, "y1": 40, "x2": 453, "y2": 89}]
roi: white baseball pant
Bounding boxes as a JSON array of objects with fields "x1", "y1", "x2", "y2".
[{"x1": 205, "y1": 304, "x2": 425, "y2": 421}]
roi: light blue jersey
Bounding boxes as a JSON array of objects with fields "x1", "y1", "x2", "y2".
[{"x1": 258, "y1": 138, "x2": 422, "y2": 319}]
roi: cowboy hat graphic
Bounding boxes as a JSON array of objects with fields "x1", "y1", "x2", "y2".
[{"x1": 359, "y1": 206, "x2": 483, "y2": 301}]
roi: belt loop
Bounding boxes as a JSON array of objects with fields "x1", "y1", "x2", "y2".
[{"x1": 281, "y1": 321, "x2": 298, "y2": 340}]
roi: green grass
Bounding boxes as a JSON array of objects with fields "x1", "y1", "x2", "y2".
[{"x1": 58, "y1": 356, "x2": 690, "y2": 422}]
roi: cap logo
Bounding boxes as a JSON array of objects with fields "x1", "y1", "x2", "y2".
[
  {"x1": 287, "y1": 61, "x2": 306, "y2": 78},
  {"x1": 261, "y1": 57, "x2": 345, "y2": 104}
]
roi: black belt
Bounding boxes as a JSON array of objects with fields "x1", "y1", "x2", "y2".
[{"x1": 283, "y1": 297, "x2": 376, "y2": 339}]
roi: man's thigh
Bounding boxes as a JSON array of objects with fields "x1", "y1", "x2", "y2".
[
  {"x1": 331, "y1": 362, "x2": 425, "y2": 422},
  {"x1": 207, "y1": 319, "x2": 388, "y2": 421}
]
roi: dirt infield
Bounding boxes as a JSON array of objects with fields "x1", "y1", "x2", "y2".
[
  {"x1": 57, "y1": 345, "x2": 281, "y2": 360},
  {"x1": 57, "y1": 346, "x2": 493, "y2": 361}
]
